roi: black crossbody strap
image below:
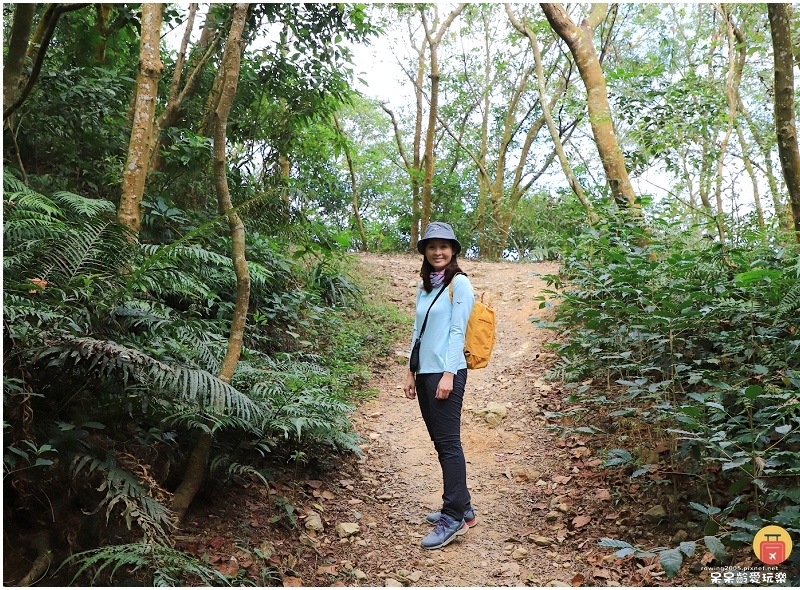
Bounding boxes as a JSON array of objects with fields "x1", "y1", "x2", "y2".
[{"x1": 418, "y1": 283, "x2": 448, "y2": 339}]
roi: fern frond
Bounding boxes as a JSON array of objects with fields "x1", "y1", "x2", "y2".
[
  {"x1": 774, "y1": 280, "x2": 800, "y2": 324},
  {"x1": 40, "y1": 218, "x2": 135, "y2": 286},
  {"x1": 248, "y1": 260, "x2": 275, "y2": 291},
  {"x1": 33, "y1": 337, "x2": 261, "y2": 421},
  {"x1": 3, "y1": 183, "x2": 67, "y2": 246},
  {"x1": 133, "y1": 267, "x2": 220, "y2": 303},
  {"x1": 3, "y1": 293, "x2": 69, "y2": 326},
  {"x1": 4, "y1": 182, "x2": 62, "y2": 215},
  {"x1": 209, "y1": 455, "x2": 271, "y2": 486},
  {"x1": 65, "y1": 542, "x2": 229, "y2": 586},
  {"x1": 70, "y1": 453, "x2": 174, "y2": 543},
  {"x1": 51, "y1": 191, "x2": 116, "y2": 218},
  {"x1": 140, "y1": 243, "x2": 233, "y2": 268},
  {"x1": 108, "y1": 303, "x2": 226, "y2": 373}
]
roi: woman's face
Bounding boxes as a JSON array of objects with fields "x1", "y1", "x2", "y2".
[{"x1": 425, "y1": 239, "x2": 454, "y2": 272}]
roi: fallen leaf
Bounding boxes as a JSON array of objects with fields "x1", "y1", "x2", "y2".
[
  {"x1": 209, "y1": 535, "x2": 225, "y2": 549},
  {"x1": 572, "y1": 515, "x2": 591, "y2": 528},
  {"x1": 701, "y1": 551, "x2": 716, "y2": 565},
  {"x1": 571, "y1": 573, "x2": 585, "y2": 586},
  {"x1": 283, "y1": 576, "x2": 303, "y2": 586},
  {"x1": 592, "y1": 568, "x2": 611, "y2": 579},
  {"x1": 306, "y1": 480, "x2": 323, "y2": 489},
  {"x1": 317, "y1": 565, "x2": 338, "y2": 576},
  {"x1": 321, "y1": 490, "x2": 335, "y2": 500},
  {"x1": 214, "y1": 560, "x2": 239, "y2": 578},
  {"x1": 595, "y1": 489, "x2": 612, "y2": 501}
]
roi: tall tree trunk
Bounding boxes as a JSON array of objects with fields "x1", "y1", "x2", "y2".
[
  {"x1": 739, "y1": 99, "x2": 787, "y2": 230},
  {"x1": 540, "y1": 3, "x2": 640, "y2": 213},
  {"x1": 3, "y1": 4, "x2": 36, "y2": 112},
  {"x1": 767, "y1": 3, "x2": 800, "y2": 241},
  {"x1": 150, "y1": 5, "x2": 221, "y2": 175},
  {"x1": 507, "y1": 5, "x2": 598, "y2": 226},
  {"x1": 149, "y1": 3, "x2": 198, "y2": 172},
  {"x1": 381, "y1": 21, "x2": 427, "y2": 252},
  {"x1": 94, "y1": 4, "x2": 113, "y2": 63},
  {"x1": 419, "y1": 4, "x2": 467, "y2": 234},
  {"x1": 736, "y1": 123, "x2": 765, "y2": 230},
  {"x1": 117, "y1": 4, "x2": 163, "y2": 235},
  {"x1": 4, "y1": 4, "x2": 87, "y2": 121},
  {"x1": 334, "y1": 114, "x2": 368, "y2": 252},
  {"x1": 411, "y1": 35, "x2": 425, "y2": 251},
  {"x1": 172, "y1": 3, "x2": 250, "y2": 523},
  {"x1": 163, "y1": 5, "x2": 218, "y2": 133}
]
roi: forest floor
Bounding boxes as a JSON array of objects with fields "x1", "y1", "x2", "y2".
[{"x1": 176, "y1": 253, "x2": 727, "y2": 587}]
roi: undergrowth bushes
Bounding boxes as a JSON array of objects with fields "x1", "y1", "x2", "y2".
[
  {"x1": 3, "y1": 178, "x2": 406, "y2": 585},
  {"x1": 539, "y1": 215, "x2": 800, "y2": 578}
]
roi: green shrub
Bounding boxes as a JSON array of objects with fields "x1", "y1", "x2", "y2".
[{"x1": 539, "y1": 214, "x2": 800, "y2": 577}]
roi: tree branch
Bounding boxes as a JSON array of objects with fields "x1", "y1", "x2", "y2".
[{"x1": 3, "y1": 4, "x2": 89, "y2": 120}]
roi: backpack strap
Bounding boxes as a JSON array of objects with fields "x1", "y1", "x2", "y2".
[
  {"x1": 418, "y1": 283, "x2": 448, "y2": 339},
  {"x1": 449, "y1": 271, "x2": 467, "y2": 302}
]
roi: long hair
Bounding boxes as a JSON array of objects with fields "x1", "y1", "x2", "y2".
[{"x1": 420, "y1": 255, "x2": 464, "y2": 293}]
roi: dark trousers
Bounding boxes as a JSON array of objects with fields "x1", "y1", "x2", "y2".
[{"x1": 416, "y1": 369, "x2": 471, "y2": 522}]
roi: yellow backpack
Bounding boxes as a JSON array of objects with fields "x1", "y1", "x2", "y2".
[{"x1": 450, "y1": 278, "x2": 496, "y2": 370}]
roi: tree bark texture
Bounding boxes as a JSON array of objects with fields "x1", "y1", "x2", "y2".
[
  {"x1": 767, "y1": 3, "x2": 800, "y2": 241},
  {"x1": 117, "y1": 3, "x2": 164, "y2": 234},
  {"x1": 171, "y1": 3, "x2": 250, "y2": 523},
  {"x1": 3, "y1": 4, "x2": 36, "y2": 113},
  {"x1": 540, "y1": 2, "x2": 640, "y2": 213}
]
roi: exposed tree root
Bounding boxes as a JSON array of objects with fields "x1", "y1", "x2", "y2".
[{"x1": 17, "y1": 531, "x2": 51, "y2": 586}]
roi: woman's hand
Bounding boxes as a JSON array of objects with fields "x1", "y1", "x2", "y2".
[
  {"x1": 436, "y1": 372, "x2": 454, "y2": 399},
  {"x1": 404, "y1": 371, "x2": 417, "y2": 399}
]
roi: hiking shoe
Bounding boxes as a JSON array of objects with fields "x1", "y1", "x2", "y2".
[
  {"x1": 426, "y1": 506, "x2": 477, "y2": 528},
  {"x1": 421, "y1": 514, "x2": 468, "y2": 550}
]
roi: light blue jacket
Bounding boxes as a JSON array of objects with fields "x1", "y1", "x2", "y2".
[{"x1": 411, "y1": 274, "x2": 475, "y2": 374}]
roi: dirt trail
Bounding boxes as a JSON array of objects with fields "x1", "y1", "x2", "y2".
[
  {"x1": 177, "y1": 253, "x2": 624, "y2": 587},
  {"x1": 346, "y1": 253, "x2": 582, "y2": 586}
]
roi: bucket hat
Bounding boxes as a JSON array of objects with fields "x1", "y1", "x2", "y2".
[{"x1": 417, "y1": 222, "x2": 462, "y2": 255}]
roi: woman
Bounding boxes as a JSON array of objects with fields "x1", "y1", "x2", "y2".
[{"x1": 404, "y1": 222, "x2": 476, "y2": 550}]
